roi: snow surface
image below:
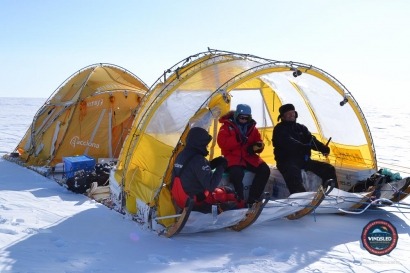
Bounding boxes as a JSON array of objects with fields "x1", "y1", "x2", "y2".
[{"x1": 0, "y1": 158, "x2": 409, "y2": 273}]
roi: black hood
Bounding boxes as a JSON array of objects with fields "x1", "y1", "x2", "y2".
[{"x1": 186, "y1": 127, "x2": 212, "y2": 156}]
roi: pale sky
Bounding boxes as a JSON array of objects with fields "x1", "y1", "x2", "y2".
[{"x1": 1, "y1": 0, "x2": 409, "y2": 105}]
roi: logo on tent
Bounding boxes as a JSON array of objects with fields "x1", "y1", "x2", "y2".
[
  {"x1": 70, "y1": 136, "x2": 100, "y2": 149},
  {"x1": 87, "y1": 99, "x2": 104, "y2": 107}
]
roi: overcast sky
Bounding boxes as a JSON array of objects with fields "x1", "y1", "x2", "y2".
[{"x1": 1, "y1": 0, "x2": 409, "y2": 104}]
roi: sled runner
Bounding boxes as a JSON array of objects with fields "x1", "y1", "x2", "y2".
[
  {"x1": 391, "y1": 178, "x2": 410, "y2": 202},
  {"x1": 286, "y1": 185, "x2": 326, "y2": 220},
  {"x1": 316, "y1": 176, "x2": 410, "y2": 214},
  {"x1": 161, "y1": 198, "x2": 194, "y2": 238},
  {"x1": 230, "y1": 192, "x2": 270, "y2": 231},
  {"x1": 381, "y1": 177, "x2": 410, "y2": 202}
]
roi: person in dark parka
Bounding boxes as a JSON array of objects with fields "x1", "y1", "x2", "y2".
[
  {"x1": 272, "y1": 103, "x2": 338, "y2": 194},
  {"x1": 172, "y1": 127, "x2": 227, "y2": 212}
]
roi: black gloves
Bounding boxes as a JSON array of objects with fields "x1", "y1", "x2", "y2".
[
  {"x1": 311, "y1": 136, "x2": 330, "y2": 155},
  {"x1": 210, "y1": 156, "x2": 228, "y2": 170},
  {"x1": 196, "y1": 192, "x2": 206, "y2": 202},
  {"x1": 321, "y1": 145, "x2": 330, "y2": 155},
  {"x1": 247, "y1": 145, "x2": 255, "y2": 155},
  {"x1": 247, "y1": 142, "x2": 265, "y2": 155},
  {"x1": 252, "y1": 141, "x2": 265, "y2": 153}
]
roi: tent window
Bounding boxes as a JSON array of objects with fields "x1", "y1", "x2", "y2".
[
  {"x1": 229, "y1": 89, "x2": 272, "y2": 128},
  {"x1": 146, "y1": 90, "x2": 212, "y2": 145}
]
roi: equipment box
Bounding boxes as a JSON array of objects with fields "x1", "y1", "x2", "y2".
[
  {"x1": 63, "y1": 155, "x2": 96, "y2": 179},
  {"x1": 336, "y1": 167, "x2": 374, "y2": 191}
]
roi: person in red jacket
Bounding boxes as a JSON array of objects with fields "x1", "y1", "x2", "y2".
[{"x1": 217, "y1": 104, "x2": 270, "y2": 206}]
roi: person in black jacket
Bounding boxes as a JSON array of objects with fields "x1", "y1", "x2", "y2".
[
  {"x1": 172, "y1": 127, "x2": 228, "y2": 212},
  {"x1": 272, "y1": 103, "x2": 338, "y2": 194}
]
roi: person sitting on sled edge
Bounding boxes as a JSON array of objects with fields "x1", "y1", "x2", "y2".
[
  {"x1": 171, "y1": 127, "x2": 241, "y2": 213},
  {"x1": 272, "y1": 103, "x2": 338, "y2": 194},
  {"x1": 217, "y1": 104, "x2": 270, "y2": 207}
]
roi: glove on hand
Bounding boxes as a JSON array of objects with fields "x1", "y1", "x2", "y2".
[
  {"x1": 252, "y1": 141, "x2": 265, "y2": 153},
  {"x1": 196, "y1": 192, "x2": 206, "y2": 202},
  {"x1": 247, "y1": 145, "x2": 255, "y2": 155},
  {"x1": 210, "y1": 156, "x2": 228, "y2": 170},
  {"x1": 321, "y1": 145, "x2": 330, "y2": 155}
]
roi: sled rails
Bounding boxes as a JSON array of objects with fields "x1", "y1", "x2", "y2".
[
  {"x1": 230, "y1": 192, "x2": 270, "y2": 231},
  {"x1": 261, "y1": 180, "x2": 334, "y2": 222},
  {"x1": 286, "y1": 185, "x2": 327, "y2": 220},
  {"x1": 258, "y1": 185, "x2": 329, "y2": 222},
  {"x1": 157, "y1": 193, "x2": 272, "y2": 238},
  {"x1": 160, "y1": 198, "x2": 195, "y2": 238},
  {"x1": 330, "y1": 194, "x2": 410, "y2": 215},
  {"x1": 148, "y1": 179, "x2": 410, "y2": 238},
  {"x1": 315, "y1": 188, "x2": 378, "y2": 215},
  {"x1": 315, "y1": 177, "x2": 410, "y2": 215},
  {"x1": 155, "y1": 187, "x2": 328, "y2": 238},
  {"x1": 392, "y1": 182, "x2": 410, "y2": 202},
  {"x1": 382, "y1": 177, "x2": 410, "y2": 202}
]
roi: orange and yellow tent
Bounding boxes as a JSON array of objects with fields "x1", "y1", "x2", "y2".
[{"x1": 16, "y1": 63, "x2": 148, "y2": 166}]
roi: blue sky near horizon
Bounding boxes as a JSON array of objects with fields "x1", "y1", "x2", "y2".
[{"x1": 1, "y1": 0, "x2": 409, "y2": 105}]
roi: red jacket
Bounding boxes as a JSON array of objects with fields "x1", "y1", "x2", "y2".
[{"x1": 217, "y1": 111, "x2": 264, "y2": 168}]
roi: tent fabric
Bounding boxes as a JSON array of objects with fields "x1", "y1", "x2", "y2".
[
  {"x1": 112, "y1": 50, "x2": 377, "y2": 228},
  {"x1": 16, "y1": 64, "x2": 148, "y2": 166}
]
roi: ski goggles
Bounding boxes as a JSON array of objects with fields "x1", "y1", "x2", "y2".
[{"x1": 238, "y1": 115, "x2": 251, "y2": 121}]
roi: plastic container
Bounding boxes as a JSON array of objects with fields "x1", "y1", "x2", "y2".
[{"x1": 63, "y1": 155, "x2": 96, "y2": 178}]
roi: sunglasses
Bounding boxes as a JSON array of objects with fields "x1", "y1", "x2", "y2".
[{"x1": 238, "y1": 115, "x2": 250, "y2": 120}]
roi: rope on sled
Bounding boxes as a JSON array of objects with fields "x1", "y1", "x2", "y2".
[
  {"x1": 266, "y1": 193, "x2": 410, "y2": 214},
  {"x1": 268, "y1": 192, "x2": 372, "y2": 208},
  {"x1": 337, "y1": 198, "x2": 393, "y2": 214}
]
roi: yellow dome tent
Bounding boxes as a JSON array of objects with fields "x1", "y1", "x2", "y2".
[
  {"x1": 111, "y1": 49, "x2": 377, "y2": 230},
  {"x1": 16, "y1": 63, "x2": 148, "y2": 167}
]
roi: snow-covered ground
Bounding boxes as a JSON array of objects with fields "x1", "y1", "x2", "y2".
[
  {"x1": 1, "y1": 98, "x2": 410, "y2": 272},
  {"x1": 0, "y1": 157, "x2": 409, "y2": 273}
]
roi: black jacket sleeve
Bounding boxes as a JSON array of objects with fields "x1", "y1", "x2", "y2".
[{"x1": 311, "y1": 136, "x2": 330, "y2": 154}]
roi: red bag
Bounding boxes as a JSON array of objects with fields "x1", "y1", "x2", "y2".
[
  {"x1": 171, "y1": 179, "x2": 244, "y2": 210},
  {"x1": 171, "y1": 177, "x2": 190, "y2": 208}
]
